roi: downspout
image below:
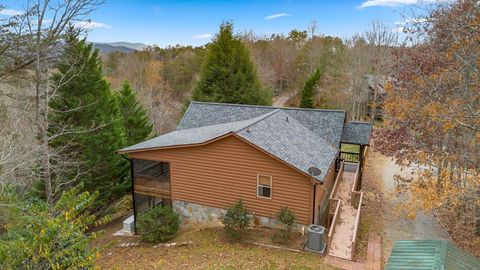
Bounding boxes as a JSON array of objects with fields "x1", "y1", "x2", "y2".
[
  {"x1": 312, "y1": 182, "x2": 317, "y2": 224},
  {"x1": 121, "y1": 155, "x2": 137, "y2": 234}
]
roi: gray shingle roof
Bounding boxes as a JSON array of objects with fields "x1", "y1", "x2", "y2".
[
  {"x1": 179, "y1": 102, "x2": 346, "y2": 146},
  {"x1": 119, "y1": 111, "x2": 277, "y2": 152},
  {"x1": 341, "y1": 121, "x2": 373, "y2": 145},
  {"x1": 237, "y1": 110, "x2": 338, "y2": 180}
]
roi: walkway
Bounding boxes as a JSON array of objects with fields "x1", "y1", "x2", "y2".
[
  {"x1": 326, "y1": 235, "x2": 382, "y2": 270},
  {"x1": 328, "y1": 163, "x2": 359, "y2": 260}
]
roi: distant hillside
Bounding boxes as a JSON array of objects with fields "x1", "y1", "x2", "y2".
[
  {"x1": 103, "y1": 42, "x2": 148, "y2": 51},
  {"x1": 90, "y1": 41, "x2": 149, "y2": 54},
  {"x1": 92, "y1": 43, "x2": 136, "y2": 54}
]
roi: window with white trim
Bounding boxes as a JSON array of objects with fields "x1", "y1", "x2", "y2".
[{"x1": 257, "y1": 175, "x2": 272, "y2": 198}]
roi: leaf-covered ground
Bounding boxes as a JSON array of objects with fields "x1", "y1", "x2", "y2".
[
  {"x1": 355, "y1": 150, "x2": 474, "y2": 267},
  {"x1": 92, "y1": 220, "x2": 337, "y2": 270}
]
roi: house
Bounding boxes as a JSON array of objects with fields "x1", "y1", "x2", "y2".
[
  {"x1": 364, "y1": 75, "x2": 387, "y2": 121},
  {"x1": 118, "y1": 102, "x2": 372, "y2": 230}
]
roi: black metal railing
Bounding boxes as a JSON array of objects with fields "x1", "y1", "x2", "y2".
[{"x1": 339, "y1": 151, "x2": 360, "y2": 163}]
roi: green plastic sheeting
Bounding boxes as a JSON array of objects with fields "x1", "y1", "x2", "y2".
[{"x1": 385, "y1": 240, "x2": 480, "y2": 270}]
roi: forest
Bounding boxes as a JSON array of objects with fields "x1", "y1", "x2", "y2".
[
  {"x1": 101, "y1": 20, "x2": 393, "y2": 134},
  {"x1": 0, "y1": 0, "x2": 479, "y2": 268}
]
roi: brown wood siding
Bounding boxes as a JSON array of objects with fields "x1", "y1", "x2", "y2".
[
  {"x1": 128, "y1": 135, "x2": 332, "y2": 225},
  {"x1": 314, "y1": 160, "x2": 336, "y2": 224}
]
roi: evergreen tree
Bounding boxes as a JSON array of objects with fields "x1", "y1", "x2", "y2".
[
  {"x1": 192, "y1": 22, "x2": 271, "y2": 105},
  {"x1": 300, "y1": 67, "x2": 324, "y2": 108},
  {"x1": 116, "y1": 80, "x2": 154, "y2": 146},
  {"x1": 49, "y1": 27, "x2": 129, "y2": 209}
]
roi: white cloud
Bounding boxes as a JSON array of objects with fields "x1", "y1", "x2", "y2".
[
  {"x1": 394, "y1": 17, "x2": 428, "y2": 25},
  {"x1": 393, "y1": 26, "x2": 406, "y2": 32},
  {"x1": 264, "y1": 13, "x2": 291, "y2": 20},
  {"x1": 193, "y1": 33, "x2": 212, "y2": 39},
  {"x1": 359, "y1": 0, "x2": 440, "y2": 8},
  {"x1": 393, "y1": 17, "x2": 428, "y2": 32},
  {"x1": 74, "y1": 21, "x2": 111, "y2": 30},
  {"x1": 0, "y1": 8, "x2": 23, "y2": 16}
]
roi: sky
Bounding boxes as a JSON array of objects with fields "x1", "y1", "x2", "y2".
[{"x1": 0, "y1": 0, "x2": 432, "y2": 47}]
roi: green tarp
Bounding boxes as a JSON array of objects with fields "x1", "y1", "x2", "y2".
[{"x1": 385, "y1": 240, "x2": 480, "y2": 270}]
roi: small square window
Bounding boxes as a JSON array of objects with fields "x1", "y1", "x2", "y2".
[{"x1": 257, "y1": 175, "x2": 272, "y2": 199}]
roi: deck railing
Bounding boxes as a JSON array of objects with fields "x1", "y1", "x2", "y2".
[
  {"x1": 349, "y1": 161, "x2": 364, "y2": 260},
  {"x1": 350, "y1": 192, "x2": 364, "y2": 260},
  {"x1": 351, "y1": 164, "x2": 362, "y2": 206},
  {"x1": 329, "y1": 161, "x2": 344, "y2": 201},
  {"x1": 339, "y1": 151, "x2": 360, "y2": 163},
  {"x1": 326, "y1": 161, "x2": 344, "y2": 253},
  {"x1": 134, "y1": 176, "x2": 171, "y2": 198},
  {"x1": 327, "y1": 199, "x2": 341, "y2": 253}
]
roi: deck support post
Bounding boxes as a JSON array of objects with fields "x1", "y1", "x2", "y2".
[{"x1": 130, "y1": 159, "x2": 137, "y2": 234}]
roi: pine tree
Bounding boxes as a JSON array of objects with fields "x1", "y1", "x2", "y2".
[
  {"x1": 49, "y1": 27, "x2": 129, "y2": 209},
  {"x1": 192, "y1": 22, "x2": 271, "y2": 105},
  {"x1": 116, "y1": 80, "x2": 154, "y2": 146},
  {"x1": 300, "y1": 67, "x2": 324, "y2": 108}
]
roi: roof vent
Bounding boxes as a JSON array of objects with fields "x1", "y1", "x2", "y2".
[
  {"x1": 246, "y1": 127, "x2": 250, "y2": 133},
  {"x1": 286, "y1": 116, "x2": 289, "y2": 122}
]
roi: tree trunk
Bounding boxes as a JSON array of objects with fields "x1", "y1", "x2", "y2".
[{"x1": 35, "y1": 27, "x2": 53, "y2": 204}]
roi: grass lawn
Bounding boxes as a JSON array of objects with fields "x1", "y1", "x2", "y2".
[
  {"x1": 92, "y1": 218, "x2": 337, "y2": 270},
  {"x1": 340, "y1": 143, "x2": 360, "y2": 154}
]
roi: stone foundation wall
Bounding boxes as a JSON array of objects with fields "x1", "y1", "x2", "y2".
[
  {"x1": 173, "y1": 200, "x2": 226, "y2": 228},
  {"x1": 172, "y1": 200, "x2": 307, "y2": 231}
]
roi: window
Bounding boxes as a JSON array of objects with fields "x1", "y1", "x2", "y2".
[{"x1": 257, "y1": 175, "x2": 272, "y2": 199}]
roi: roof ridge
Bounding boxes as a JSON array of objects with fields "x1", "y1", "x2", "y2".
[
  {"x1": 234, "y1": 109, "x2": 280, "y2": 133},
  {"x1": 179, "y1": 111, "x2": 277, "y2": 132},
  {"x1": 241, "y1": 109, "x2": 339, "y2": 151},
  {"x1": 190, "y1": 101, "x2": 346, "y2": 113}
]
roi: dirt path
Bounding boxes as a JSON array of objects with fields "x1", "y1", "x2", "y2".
[
  {"x1": 364, "y1": 151, "x2": 450, "y2": 260},
  {"x1": 273, "y1": 91, "x2": 296, "y2": 107}
]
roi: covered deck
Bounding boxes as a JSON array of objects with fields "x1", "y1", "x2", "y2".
[
  {"x1": 130, "y1": 159, "x2": 172, "y2": 232},
  {"x1": 134, "y1": 175, "x2": 171, "y2": 198},
  {"x1": 133, "y1": 159, "x2": 171, "y2": 198}
]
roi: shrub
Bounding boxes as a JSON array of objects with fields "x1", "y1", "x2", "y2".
[
  {"x1": 0, "y1": 186, "x2": 108, "y2": 269},
  {"x1": 136, "y1": 206, "x2": 179, "y2": 243},
  {"x1": 272, "y1": 207, "x2": 296, "y2": 245},
  {"x1": 222, "y1": 199, "x2": 251, "y2": 241}
]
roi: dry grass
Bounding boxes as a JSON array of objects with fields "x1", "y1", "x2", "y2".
[{"x1": 92, "y1": 219, "x2": 337, "y2": 270}]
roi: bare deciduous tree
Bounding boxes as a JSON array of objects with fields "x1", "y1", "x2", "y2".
[{"x1": 0, "y1": 0, "x2": 104, "y2": 203}]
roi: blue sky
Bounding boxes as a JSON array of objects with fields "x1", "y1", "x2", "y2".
[{"x1": 0, "y1": 0, "x2": 429, "y2": 46}]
